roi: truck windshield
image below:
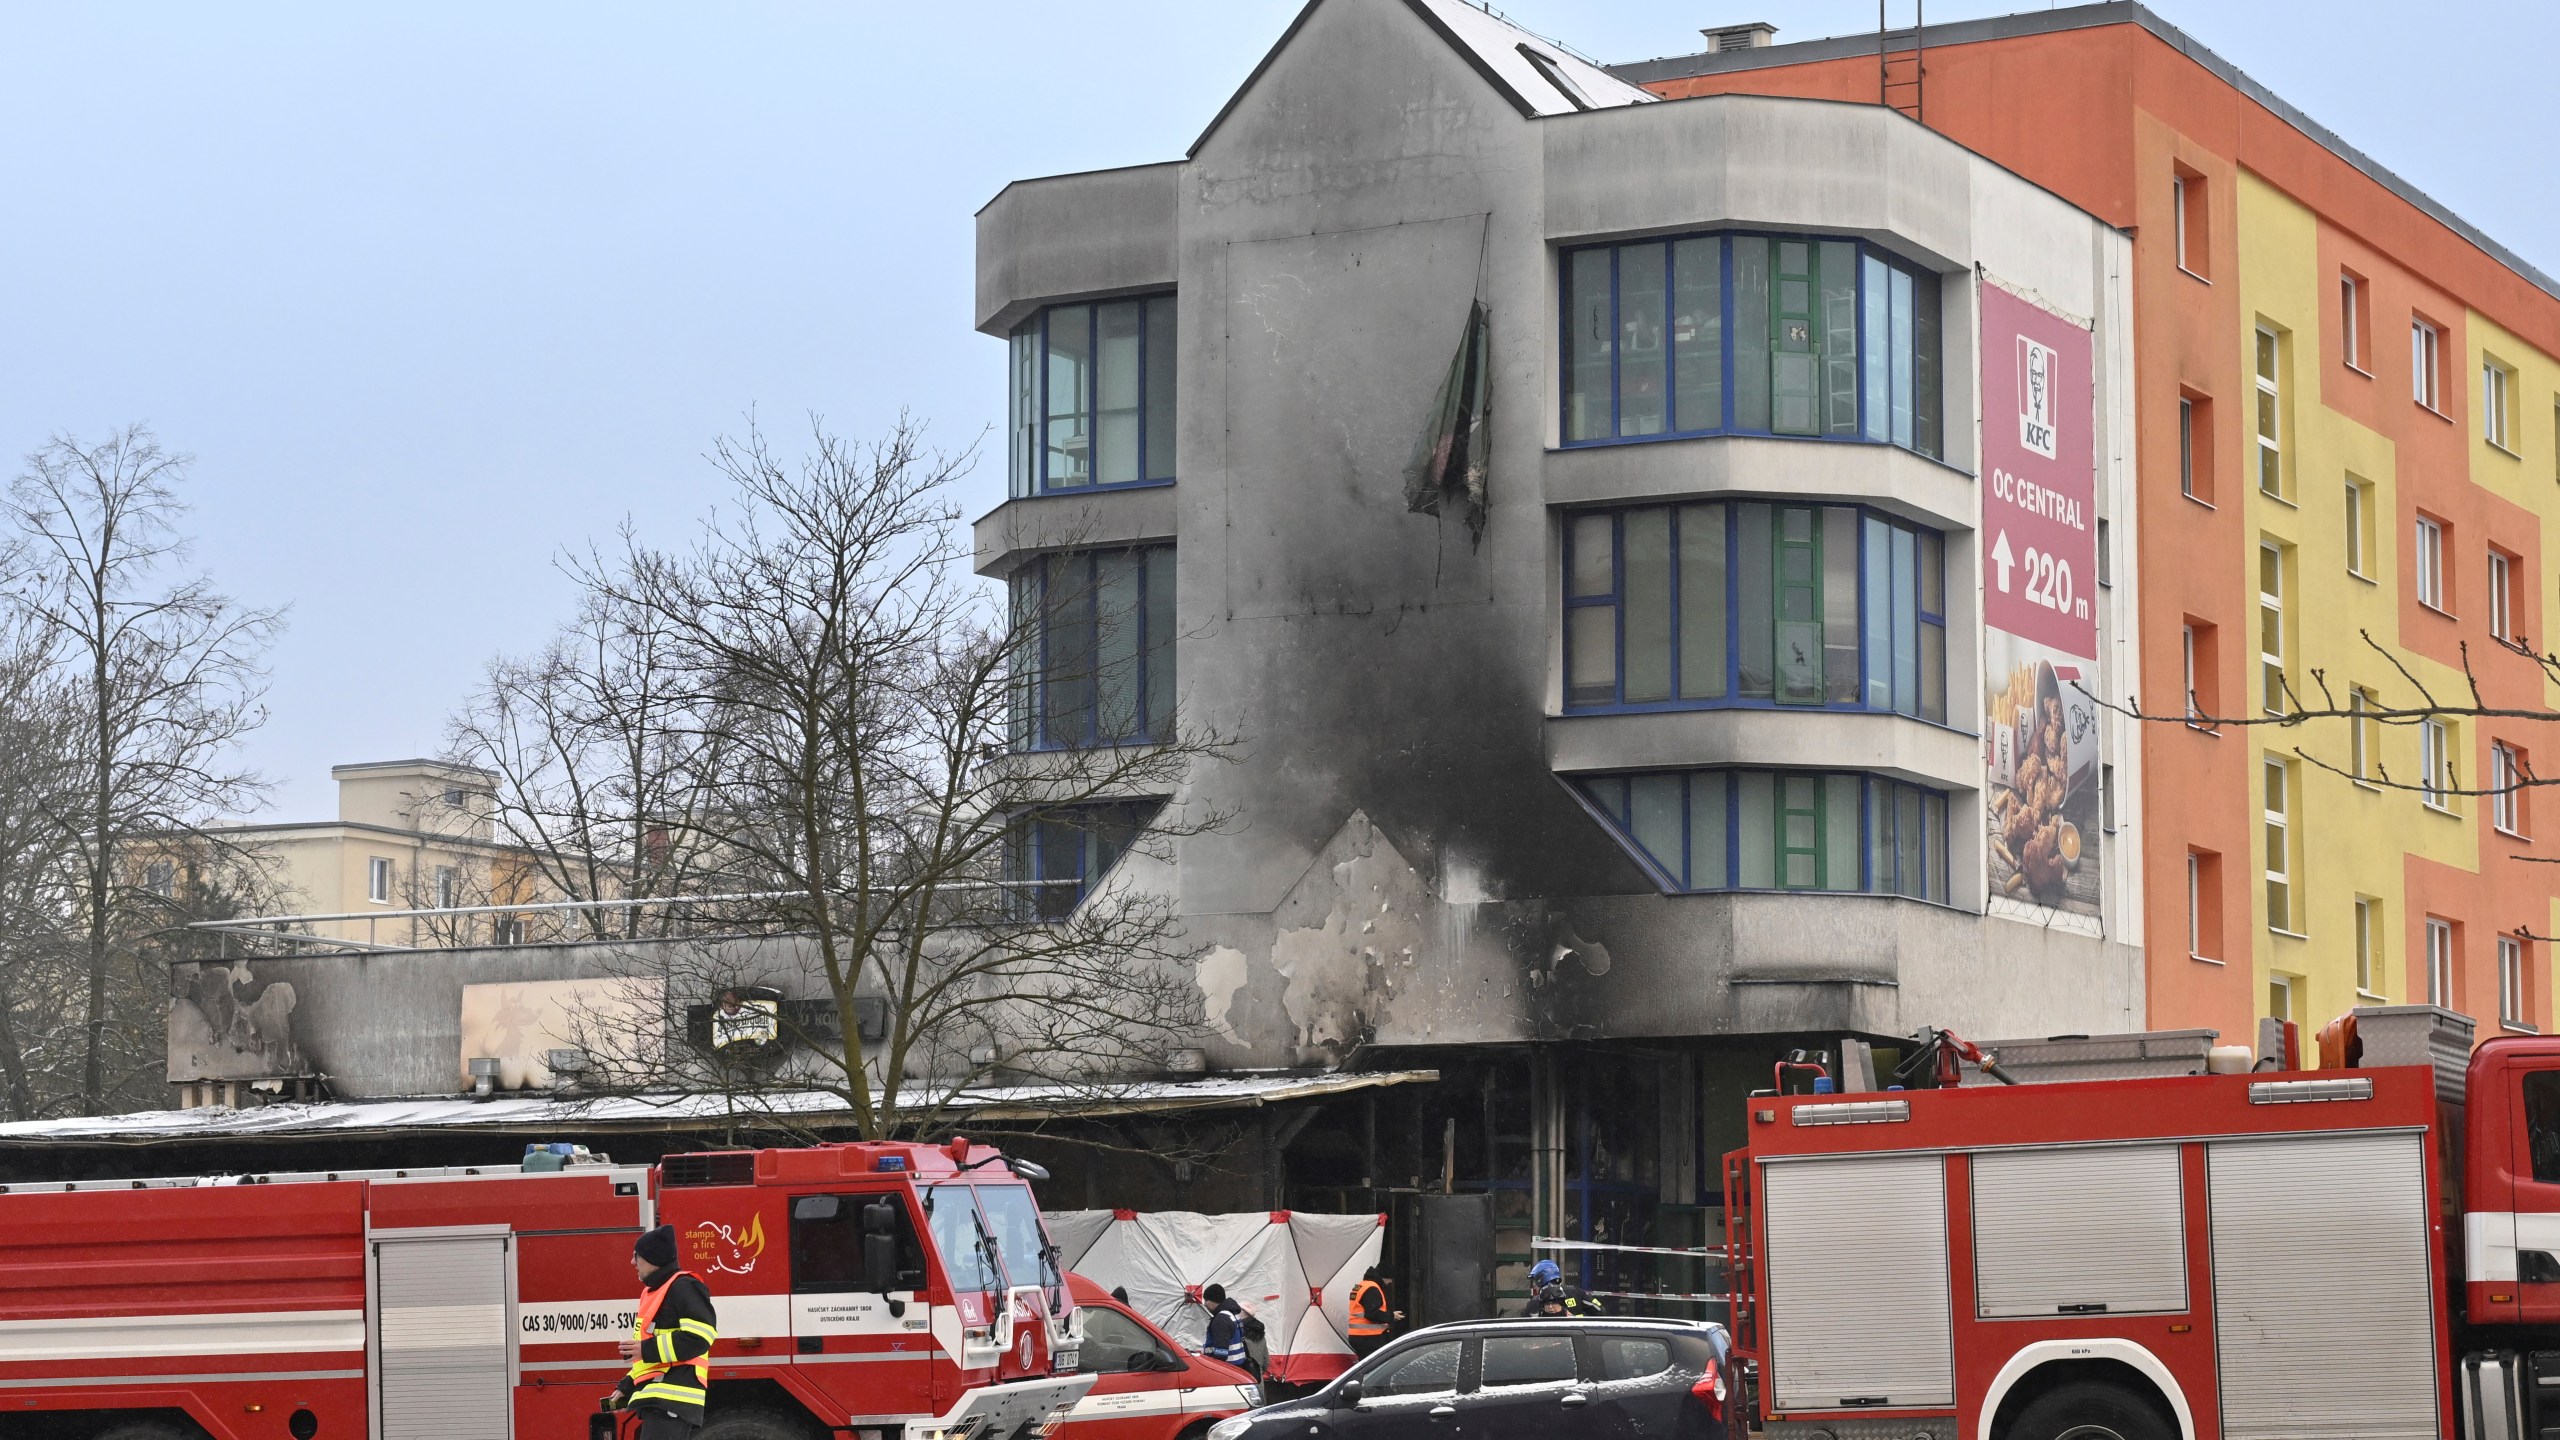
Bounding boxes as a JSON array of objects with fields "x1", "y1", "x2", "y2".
[
  {"x1": 926, "y1": 1185, "x2": 999, "y2": 1293},
  {"x1": 975, "y1": 1183, "x2": 1061, "y2": 1308}
]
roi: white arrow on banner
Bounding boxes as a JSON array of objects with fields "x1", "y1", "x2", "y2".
[{"x1": 1990, "y1": 530, "x2": 2016, "y2": 593}]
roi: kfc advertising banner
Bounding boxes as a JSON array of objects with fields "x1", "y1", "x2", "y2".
[{"x1": 1980, "y1": 281, "x2": 2102, "y2": 924}]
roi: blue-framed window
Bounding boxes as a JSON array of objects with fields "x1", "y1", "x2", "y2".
[
  {"x1": 1564, "y1": 501, "x2": 1945, "y2": 720},
  {"x1": 1002, "y1": 800, "x2": 1159, "y2": 921},
  {"x1": 1562, "y1": 234, "x2": 1942, "y2": 458},
  {"x1": 1009, "y1": 296, "x2": 1177, "y2": 497},
  {"x1": 1009, "y1": 547, "x2": 1175, "y2": 749},
  {"x1": 1576, "y1": 768, "x2": 1951, "y2": 901}
]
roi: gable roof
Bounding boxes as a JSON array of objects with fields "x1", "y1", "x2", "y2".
[{"x1": 1191, "y1": 0, "x2": 1650, "y2": 157}]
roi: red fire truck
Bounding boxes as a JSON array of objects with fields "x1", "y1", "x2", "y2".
[
  {"x1": 1721, "y1": 1012, "x2": 2560, "y2": 1440},
  {"x1": 0, "y1": 1135, "x2": 1094, "y2": 1440}
]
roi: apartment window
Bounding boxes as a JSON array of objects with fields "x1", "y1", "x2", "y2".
[
  {"x1": 2268, "y1": 973, "x2": 2298, "y2": 1025},
  {"x1": 2493, "y1": 741, "x2": 2527, "y2": 837},
  {"x1": 2172, "y1": 166, "x2": 2208, "y2": 278},
  {"x1": 2102, "y1": 762, "x2": 2117, "y2": 834},
  {"x1": 2263, "y1": 758, "x2": 2295, "y2": 933},
  {"x1": 1002, "y1": 800, "x2": 1158, "y2": 922},
  {"x1": 2182, "y1": 620, "x2": 2219, "y2": 723},
  {"x1": 1009, "y1": 546, "x2": 1176, "y2": 749},
  {"x1": 2502, "y1": 935, "x2": 2532, "y2": 1031},
  {"x1": 2355, "y1": 896, "x2": 2383, "y2": 996},
  {"x1": 1576, "y1": 768, "x2": 1949, "y2": 900},
  {"x1": 1562, "y1": 501, "x2": 1945, "y2": 720},
  {"x1": 2350, "y1": 687, "x2": 2379, "y2": 783},
  {"x1": 2339, "y1": 271, "x2": 2366, "y2": 370},
  {"x1": 435, "y1": 865, "x2": 459, "y2": 909},
  {"x1": 2485, "y1": 358, "x2": 2515, "y2": 450},
  {"x1": 493, "y1": 916, "x2": 526, "y2": 946},
  {"x1": 1008, "y1": 295, "x2": 1177, "y2": 497},
  {"x1": 368, "y1": 856, "x2": 393, "y2": 904},
  {"x1": 2344, "y1": 476, "x2": 2371, "y2": 576},
  {"x1": 1560, "y1": 233, "x2": 1942, "y2": 457},
  {"x1": 2412, "y1": 317, "x2": 2442, "y2": 411},
  {"x1": 2415, "y1": 515, "x2": 2447, "y2": 611},
  {"x1": 2258, "y1": 542, "x2": 2287, "y2": 713},
  {"x1": 2427, "y1": 917, "x2": 2456, "y2": 1008},
  {"x1": 2188, "y1": 848, "x2": 2223, "y2": 960},
  {"x1": 2421, "y1": 717, "x2": 2456, "y2": 813},
  {"x1": 442, "y1": 786, "x2": 467, "y2": 809},
  {"x1": 2489, "y1": 549, "x2": 2516, "y2": 642},
  {"x1": 2254, "y1": 325, "x2": 2284, "y2": 497},
  {"x1": 2177, "y1": 391, "x2": 2214, "y2": 504},
  {"x1": 143, "y1": 861, "x2": 175, "y2": 898}
]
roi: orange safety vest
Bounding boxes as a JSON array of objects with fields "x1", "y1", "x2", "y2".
[
  {"x1": 627, "y1": 1269, "x2": 715, "y2": 1413},
  {"x1": 1349, "y1": 1279, "x2": 1389, "y2": 1337}
]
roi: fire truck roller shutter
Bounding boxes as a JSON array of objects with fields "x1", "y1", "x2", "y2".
[
  {"x1": 1971, "y1": 1144, "x2": 2187, "y2": 1317},
  {"x1": 2208, "y1": 1133, "x2": 2437, "y2": 1440},
  {"x1": 374, "y1": 1233, "x2": 514, "y2": 1440},
  {"x1": 1761, "y1": 1153, "x2": 1955, "y2": 1410}
]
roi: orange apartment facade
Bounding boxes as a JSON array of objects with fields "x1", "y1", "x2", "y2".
[{"x1": 1617, "y1": 3, "x2": 2560, "y2": 1045}]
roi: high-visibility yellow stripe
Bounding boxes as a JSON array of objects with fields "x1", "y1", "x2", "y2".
[
  {"x1": 674, "y1": 1319, "x2": 719, "y2": 1340},
  {"x1": 634, "y1": 1381, "x2": 706, "y2": 1405}
]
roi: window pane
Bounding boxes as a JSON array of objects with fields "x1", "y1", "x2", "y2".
[
  {"x1": 1863, "y1": 515, "x2": 1891, "y2": 709},
  {"x1": 1892, "y1": 525, "x2": 1920, "y2": 715},
  {"x1": 1009, "y1": 324, "x2": 1039, "y2": 498},
  {"x1": 1623, "y1": 508, "x2": 1673, "y2": 703},
  {"x1": 1095, "y1": 551, "x2": 1142, "y2": 739},
  {"x1": 1737, "y1": 503, "x2": 1774, "y2": 698},
  {"x1": 1565, "y1": 249, "x2": 1615, "y2": 441},
  {"x1": 1619, "y1": 243, "x2": 1669, "y2": 437},
  {"x1": 1688, "y1": 771, "x2": 1729, "y2": 889},
  {"x1": 1044, "y1": 305, "x2": 1092, "y2": 489},
  {"x1": 1365, "y1": 1340, "x2": 1462, "y2": 1398},
  {"x1": 1036, "y1": 814, "x2": 1083, "y2": 920},
  {"x1": 1919, "y1": 529, "x2": 1946, "y2": 614},
  {"x1": 1143, "y1": 297, "x2": 1178, "y2": 480},
  {"x1": 1678, "y1": 504, "x2": 1727, "y2": 699},
  {"x1": 1890, "y1": 268, "x2": 1916, "y2": 449},
  {"x1": 1567, "y1": 606, "x2": 1617, "y2": 707},
  {"x1": 1825, "y1": 773, "x2": 1860, "y2": 891},
  {"x1": 1925, "y1": 793, "x2": 1948, "y2": 901},
  {"x1": 1821, "y1": 240, "x2": 1859, "y2": 436},
  {"x1": 1737, "y1": 770, "x2": 1776, "y2": 888},
  {"x1": 1896, "y1": 785, "x2": 1925, "y2": 898},
  {"x1": 1482, "y1": 1335, "x2": 1580, "y2": 1388},
  {"x1": 1629, "y1": 773, "x2": 1683, "y2": 881},
  {"x1": 1095, "y1": 301, "x2": 1143, "y2": 485},
  {"x1": 1823, "y1": 507, "x2": 1860, "y2": 704},
  {"x1": 1672, "y1": 237, "x2": 1723, "y2": 432},
  {"x1": 1919, "y1": 621, "x2": 1946, "y2": 724},
  {"x1": 1042, "y1": 555, "x2": 1096, "y2": 744},
  {"x1": 1913, "y1": 270, "x2": 1941, "y2": 457},
  {"x1": 1570, "y1": 514, "x2": 1615, "y2": 598},
  {"x1": 1579, "y1": 776, "x2": 1628, "y2": 827},
  {"x1": 1008, "y1": 570, "x2": 1037, "y2": 747},
  {"x1": 1771, "y1": 241, "x2": 1818, "y2": 435},
  {"x1": 1779, "y1": 772, "x2": 1819, "y2": 887},
  {"x1": 1143, "y1": 547, "x2": 1175, "y2": 738},
  {"x1": 1732, "y1": 237, "x2": 1771, "y2": 431},
  {"x1": 1862, "y1": 254, "x2": 1890, "y2": 442},
  {"x1": 1775, "y1": 508, "x2": 1821, "y2": 705},
  {"x1": 1870, "y1": 779, "x2": 1894, "y2": 893}
]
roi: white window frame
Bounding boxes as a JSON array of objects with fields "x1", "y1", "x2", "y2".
[
  {"x1": 2485, "y1": 358, "x2": 2514, "y2": 450},
  {"x1": 2340, "y1": 273, "x2": 2363, "y2": 370},
  {"x1": 2255, "y1": 326, "x2": 2283, "y2": 497},
  {"x1": 2355, "y1": 896, "x2": 2381, "y2": 997},
  {"x1": 368, "y1": 856, "x2": 394, "y2": 904},
  {"x1": 2350, "y1": 688, "x2": 2376, "y2": 784},
  {"x1": 2500, "y1": 935, "x2": 2530, "y2": 1031},
  {"x1": 2188, "y1": 851, "x2": 2205, "y2": 958},
  {"x1": 2493, "y1": 741, "x2": 2525, "y2": 837},
  {"x1": 2268, "y1": 972, "x2": 2298, "y2": 1024},
  {"x1": 2183, "y1": 624, "x2": 2204, "y2": 721},
  {"x1": 2178, "y1": 396, "x2": 2198, "y2": 500},
  {"x1": 2488, "y1": 549, "x2": 2514, "y2": 642},
  {"x1": 2264, "y1": 759, "x2": 2293, "y2": 933},
  {"x1": 435, "y1": 865, "x2": 459, "y2": 910},
  {"x1": 2427, "y1": 917, "x2": 2455, "y2": 1009},
  {"x1": 2259, "y1": 543, "x2": 2285, "y2": 713},
  {"x1": 2413, "y1": 318, "x2": 2441, "y2": 411},
  {"x1": 2344, "y1": 477, "x2": 2368, "y2": 577},
  {"x1": 2422, "y1": 718, "x2": 2455, "y2": 813},
  {"x1": 2415, "y1": 516, "x2": 2446, "y2": 611},
  {"x1": 2172, "y1": 176, "x2": 2191, "y2": 273}
]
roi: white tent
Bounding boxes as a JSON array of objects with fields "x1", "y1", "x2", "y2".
[{"x1": 1049, "y1": 1208, "x2": 1385, "y2": 1383}]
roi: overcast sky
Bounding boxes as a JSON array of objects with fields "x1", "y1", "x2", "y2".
[{"x1": 3, "y1": 0, "x2": 2552, "y2": 816}]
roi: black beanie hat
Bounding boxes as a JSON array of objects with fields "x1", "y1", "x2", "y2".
[{"x1": 634, "y1": 1224, "x2": 678, "y2": 1269}]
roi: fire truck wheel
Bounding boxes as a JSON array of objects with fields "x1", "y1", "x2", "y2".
[
  {"x1": 693, "y1": 1410, "x2": 815, "y2": 1440},
  {"x1": 2005, "y1": 1381, "x2": 2174, "y2": 1440}
]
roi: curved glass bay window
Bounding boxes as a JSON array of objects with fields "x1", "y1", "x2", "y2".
[
  {"x1": 1562, "y1": 235, "x2": 1942, "y2": 457},
  {"x1": 1565, "y1": 501, "x2": 1946, "y2": 720},
  {"x1": 1577, "y1": 768, "x2": 1950, "y2": 901},
  {"x1": 1009, "y1": 296, "x2": 1177, "y2": 497},
  {"x1": 1010, "y1": 547, "x2": 1175, "y2": 748},
  {"x1": 1003, "y1": 800, "x2": 1159, "y2": 922}
]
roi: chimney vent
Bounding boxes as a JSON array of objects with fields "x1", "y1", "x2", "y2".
[{"x1": 1702, "y1": 21, "x2": 1779, "y2": 52}]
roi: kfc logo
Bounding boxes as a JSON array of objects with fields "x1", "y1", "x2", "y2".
[{"x1": 2018, "y1": 335, "x2": 2059, "y2": 459}]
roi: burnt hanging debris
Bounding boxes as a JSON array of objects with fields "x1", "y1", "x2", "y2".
[{"x1": 1402, "y1": 298, "x2": 1491, "y2": 546}]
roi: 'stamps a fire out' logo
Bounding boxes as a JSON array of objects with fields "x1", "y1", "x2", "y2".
[
  {"x1": 686, "y1": 1214, "x2": 767, "y2": 1276},
  {"x1": 2018, "y1": 334, "x2": 2059, "y2": 459}
]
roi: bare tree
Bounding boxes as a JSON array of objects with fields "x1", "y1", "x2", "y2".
[
  {"x1": 469, "y1": 415, "x2": 1232, "y2": 1139},
  {"x1": 8, "y1": 426, "x2": 283, "y2": 1111}
]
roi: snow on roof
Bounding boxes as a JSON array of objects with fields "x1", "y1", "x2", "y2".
[
  {"x1": 0, "y1": 1070, "x2": 1442, "y2": 1146},
  {"x1": 1407, "y1": 0, "x2": 1655, "y2": 117}
]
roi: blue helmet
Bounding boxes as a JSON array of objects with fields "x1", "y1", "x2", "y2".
[{"x1": 1529, "y1": 1259, "x2": 1562, "y2": 1286}]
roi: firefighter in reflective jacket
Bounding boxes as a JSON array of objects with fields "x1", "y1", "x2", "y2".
[
  {"x1": 604, "y1": 1225, "x2": 719, "y2": 1438},
  {"x1": 1198, "y1": 1284, "x2": 1255, "y2": 1372},
  {"x1": 1348, "y1": 1268, "x2": 1400, "y2": 1359}
]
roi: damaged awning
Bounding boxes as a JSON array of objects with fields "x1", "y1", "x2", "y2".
[{"x1": 0, "y1": 1069, "x2": 1441, "y2": 1147}]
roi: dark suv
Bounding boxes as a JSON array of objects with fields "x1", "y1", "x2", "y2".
[{"x1": 1203, "y1": 1317, "x2": 1732, "y2": 1440}]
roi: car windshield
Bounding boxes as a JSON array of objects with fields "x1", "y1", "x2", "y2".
[
  {"x1": 925, "y1": 1185, "x2": 999, "y2": 1293},
  {"x1": 975, "y1": 1183, "x2": 1061, "y2": 1306}
]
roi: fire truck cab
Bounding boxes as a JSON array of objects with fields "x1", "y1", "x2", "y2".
[
  {"x1": 1723, "y1": 1012, "x2": 2560, "y2": 1440},
  {"x1": 0, "y1": 1135, "x2": 1092, "y2": 1440}
]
